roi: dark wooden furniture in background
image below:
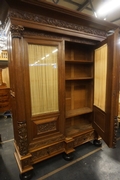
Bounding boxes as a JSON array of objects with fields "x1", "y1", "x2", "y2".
[
  {"x1": 0, "y1": 52, "x2": 11, "y2": 143},
  {"x1": 0, "y1": 0, "x2": 119, "y2": 179},
  {"x1": 0, "y1": 86, "x2": 11, "y2": 113}
]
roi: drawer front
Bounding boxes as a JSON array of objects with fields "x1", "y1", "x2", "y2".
[
  {"x1": 31, "y1": 142, "x2": 64, "y2": 163},
  {"x1": 74, "y1": 131, "x2": 95, "y2": 147}
]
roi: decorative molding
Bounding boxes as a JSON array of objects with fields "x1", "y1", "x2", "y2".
[
  {"x1": 23, "y1": 30, "x2": 61, "y2": 39},
  {"x1": 8, "y1": 9, "x2": 106, "y2": 37},
  {"x1": 10, "y1": 24, "x2": 24, "y2": 38},
  {"x1": 23, "y1": 30, "x2": 97, "y2": 45},
  {"x1": 18, "y1": 121, "x2": 28, "y2": 156},
  {"x1": 37, "y1": 121, "x2": 57, "y2": 135},
  {"x1": 30, "y1": 134, "x2": 65, "y2": 149},
  {"x1": 68, "y1": 37, "x2": 97, "y2": 45}
]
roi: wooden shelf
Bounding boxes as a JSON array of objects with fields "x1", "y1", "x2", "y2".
[
  {"x1": 65, "y1": 77, "x2": 93, "y2": 80},
  {"x1": 66, "y1": 124, "x2": 93, "y2": 137},
  {"x1": 65, "y1": 60, "x2": 93, "y2": 64},
  {"x1": 66, "y1": 107, "x2": 92, "y2": 118}
]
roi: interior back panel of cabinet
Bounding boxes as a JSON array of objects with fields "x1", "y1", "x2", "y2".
[
  {"x1": 65, "y1": 114, "x2": 93, "y2": 136},
  {"x1": 65, "y1": 42, "x2": 93, "y2": 61},
  {"x1": 65, "y1": 64, "x2": 93, "y2": 78},
  {"x1": 65, "y1": 81, "x2": 93, "y2": 110}
]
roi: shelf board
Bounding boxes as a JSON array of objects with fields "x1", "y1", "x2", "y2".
[
  {"x1": 65, "y1": 77, "x2": 93, "y2": 80},
  {"x1": 66, "y1": 107, "x2": 92, "y2": 118},
  {"x1": 65, "y1": 60, "x2": 93, "y2": 64},
  {"x1": 66, "y1": 124, "x2": 93, "y2": 137}
]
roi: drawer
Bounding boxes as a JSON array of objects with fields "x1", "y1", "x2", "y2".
[
  {"x1": 31, "y1": 142, "x2": 64, "y2": 163},
  {"x1": 74, "y1": 131, "x2": 95, "y2": 147}
]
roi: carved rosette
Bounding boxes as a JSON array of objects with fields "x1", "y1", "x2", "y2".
[
  {"x1": 113, "y1": 116, "x2": 118, "y2": 147},
  {"x1": 10, "y1": 24, "x2": 24, "y2": 38},
  {"x1": 18, "y1": 121, "x2": 28, "y2": 156}
]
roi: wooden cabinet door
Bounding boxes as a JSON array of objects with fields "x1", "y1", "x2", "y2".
[
  {"x1": 23, "y1": 37, "x2": 65, "y2": 143},
  {"x1": 93, "y1": 29, "x2": 120, "y2": 147}
]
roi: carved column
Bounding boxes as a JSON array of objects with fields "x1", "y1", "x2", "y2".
[
  {"x1": 10, "y1": 24, "x2": 33, "y2": 174},
  {"x1": 10, "y1": 25, "x2": 29, "y2": 154}
]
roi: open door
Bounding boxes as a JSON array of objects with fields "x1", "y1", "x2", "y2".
[{"x1": 93, "y1": 28, "x2": 120, "y2": 148}]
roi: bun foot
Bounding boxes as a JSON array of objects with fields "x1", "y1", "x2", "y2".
[
  {"x1": 19, "y1": 170, "x2": 34, "y2": 180},
  {"x1": 93, "y1": 139, "x2": 102, "y2": 147},
  {"x1": 63, "y1": 152, "x2": 74, "y2": 161}
]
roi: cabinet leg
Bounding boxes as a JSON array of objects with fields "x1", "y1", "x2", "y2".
[
  {"x1": 93, "y1": 139, "x2": 102, "y2": 147},
  {"x1": 19, "y1": 170, "x2": 34, "y2": 180},
  {"x1": 63, "y1": 152, "x2": 74, "y2": 161}
]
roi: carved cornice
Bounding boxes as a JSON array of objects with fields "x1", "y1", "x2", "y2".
[
  {"x1": 10, "y1": 25, "x2": 24, "y2": 38},
  {"x1": 8, "y1": 9, "x2": 106, "y2": 37},
  {"x1": 18, "y1": 121, "x2": 28, "y2": 156}
]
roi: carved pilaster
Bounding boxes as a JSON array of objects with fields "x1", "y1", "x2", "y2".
[
  {"x1": 10, "y1": 25, "x2": 24, "y2": 38},
  {"x1": 18, "y1": 122, "x2": 28, "y2": 156}
]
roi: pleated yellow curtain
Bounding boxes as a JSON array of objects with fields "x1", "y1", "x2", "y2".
[
  {"x1": 94, "y1": 44, "x2": 107, "y2": 112},
  {"x1": 28, "y1": 44, "x2": 58, "y2": 115}
]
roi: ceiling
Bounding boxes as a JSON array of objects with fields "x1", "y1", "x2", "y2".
[
  {"x1": 0, "y1": 0, "x2": 120, "y2": 53},
  {"x1": 45, "y1": 0, "x2": 120, "y2": 26}
]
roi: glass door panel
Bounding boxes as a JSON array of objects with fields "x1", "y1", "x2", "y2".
[{"x1": 28, "y1": 44, "x2": 58, "y2": 115}]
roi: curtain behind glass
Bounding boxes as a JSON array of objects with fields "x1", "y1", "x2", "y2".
[
  {"x1": 94, "y1": 44, "x2": 107, "y2": 111},
  {"x1": 28, "y1": 44, "x2": 58, "y2": 115}
]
